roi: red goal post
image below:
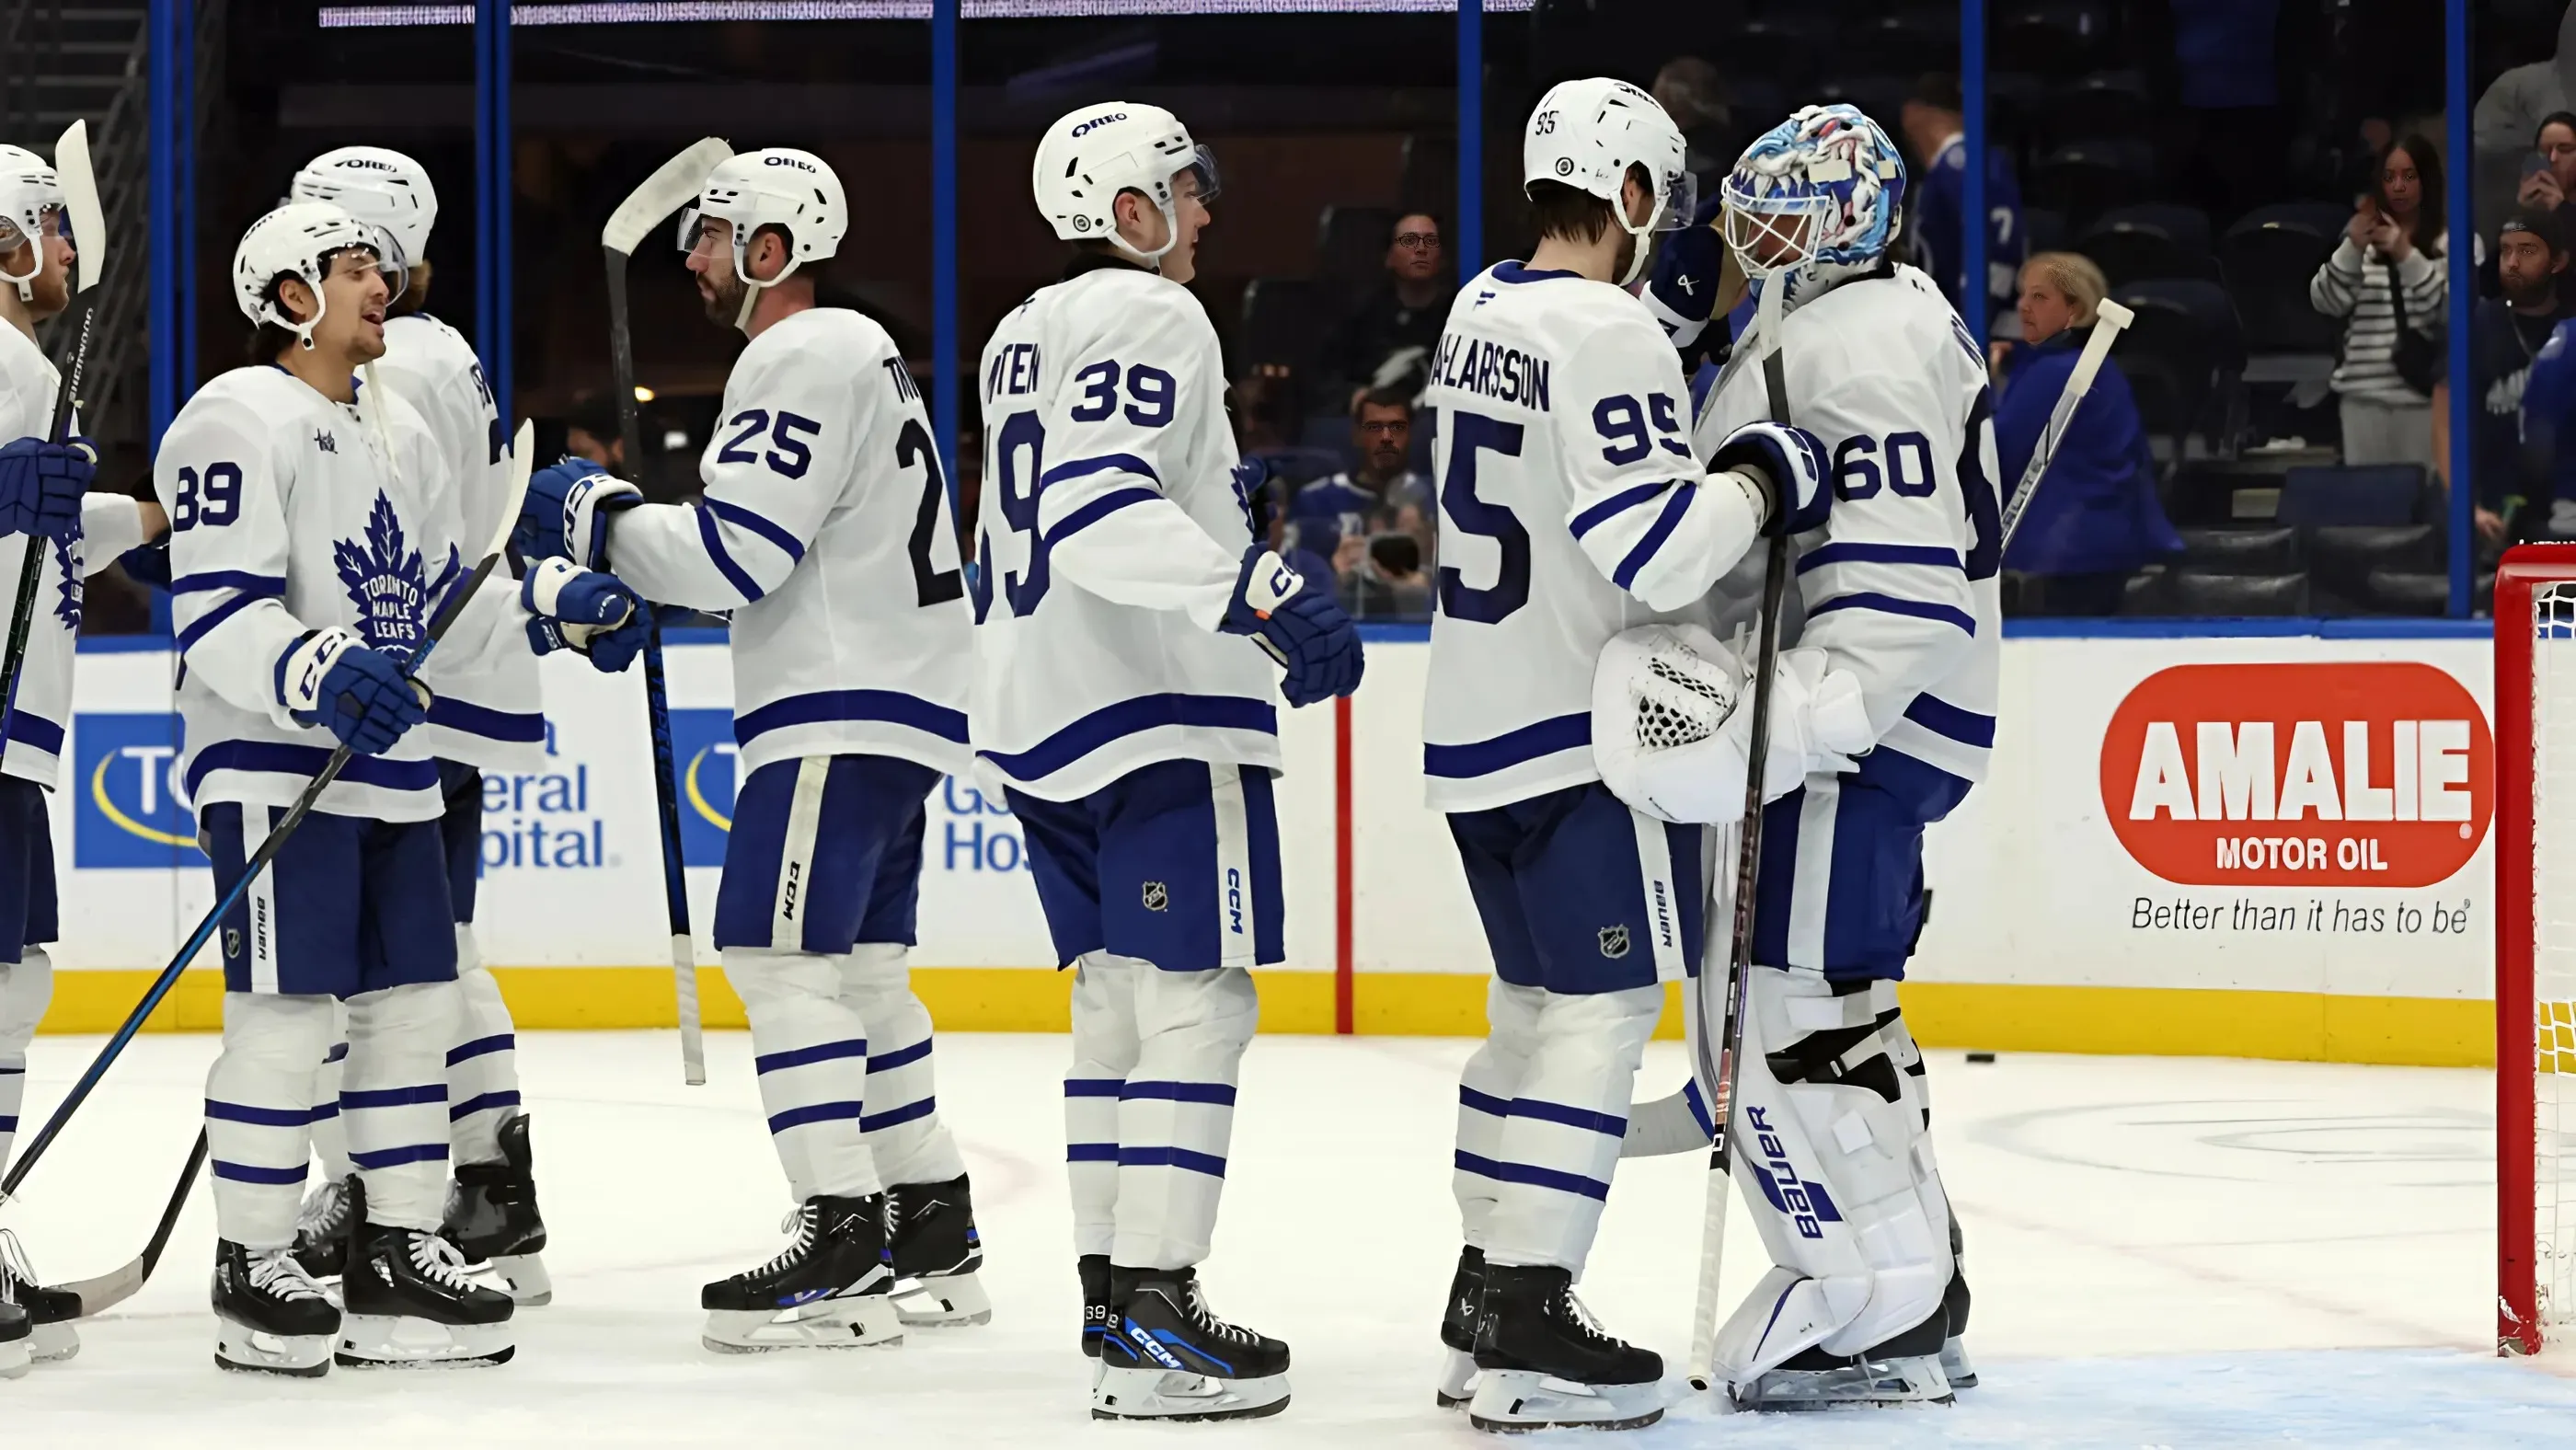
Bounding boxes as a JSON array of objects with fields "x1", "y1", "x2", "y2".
[{"x1": 2498, "y1": 545, "x2": 2576, "y2": 1355}]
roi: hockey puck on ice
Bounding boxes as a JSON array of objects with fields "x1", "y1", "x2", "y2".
[{"x1": 1965, "y1": 1052, "x2": 1996, "y2": 1064}]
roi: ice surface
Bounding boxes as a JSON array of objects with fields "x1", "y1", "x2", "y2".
[{"x1": 5, "y1": 1030, "x2": 2571, "y2": 1447}]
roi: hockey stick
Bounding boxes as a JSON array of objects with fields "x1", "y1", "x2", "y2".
[
  {"x1": 0, "y1": 121, "x2": 104, "y2": 759},
  {"x1": 1685, "y1": 278, "x2": 1796, "y2": 1392},
  {"x1": 1996, "y1": 297, "x2": 2133, "y2": 550},
  {"x1": 1628, "y1": 297, "x2": 2140, "y2": 1168},
  {"x1": 602, "y1": 137, "x2": 729, "y2": 1088},
  {"x1": 44, "y1": 1126, "x2": 206, "y2": 1317},
  {"x1": 0, "y1": 421, "x2": 536, "y2": 1204}
]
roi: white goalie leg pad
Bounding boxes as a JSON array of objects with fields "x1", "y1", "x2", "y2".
[
  {"x1": 447, "y1": 929, "x2": 521, "y2": 1168},
  {"x1": 207, "y1": 992, "x2": 339, "y2": 1248},
  {"x1": 1481, "y1": 984, "x2": 1662, "y2": 1272},
  {"x1": 1113, "y1": 965, "x2": 1257, "y2": 1270},
  {"x1": 0, "y1": 946, "x2": 52, "y2": 1180},
  {"x1": 341, "y1": 981, "x2": 462, "y2": 1231},
  {"x1": 838, "y1": 941, "x2": 967, "y2": 1187},
  {"x1": 309, "y1": 998, "x2": 351, "y2": 1182},
  {"x1": 1713, "y1": 967, "x2": 1950, "y2": 1388},
  {"x1": 1066, "y1": 950, "x2": 1144, "y2": 1260},
  {"x1": 726, "y1": 948, "x2": 881, "y2": 1202}
]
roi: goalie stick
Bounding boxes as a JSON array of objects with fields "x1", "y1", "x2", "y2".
[
  {"x1": 1629, "y1": 298, "x2": 2140, "y2": 1174},
  {"x1": 601, "y1": 136, "x2": 731, "y2": 1088},
  {"x1": 0, "y1": 120, "x2": 104, "y2": 760},
  {"x1": 0, "y1": 421, "x2": 536, "y2": 1209}
]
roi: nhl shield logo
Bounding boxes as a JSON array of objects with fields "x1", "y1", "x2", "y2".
[
  {"x1": 1141, "y1": 881, "x2": 1169, "y2": 913},
  {"x1": 224, "y1": 927, "x2": 241, "y2": 960},
  {"x1": 1597, "y1": 925, "x2": 1630, "y2": 959}
]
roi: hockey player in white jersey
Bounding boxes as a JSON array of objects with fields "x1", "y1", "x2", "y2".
[
  {"x1": 283, "y1": 145, "x2": 553, "y2": 1305},
  {"x1": 1418, "y1": 79, "x2": 1846, "y2": 1433},
  {"x1": 0, "y1": 142, "x2": 164, "y2": 1372},
  {"x1": 972, "y1": 103, "x2": 1363, "y2": 1421},
  {"x1": 520, "y1": 146, "x2": 988, "y2": 1351},
  {"x1": 1679, "y1": 104, "x2": 2000, "y2": 1410},
  {"x1": 167, "y1": 201, "x2": 637, "y2": 1375}
]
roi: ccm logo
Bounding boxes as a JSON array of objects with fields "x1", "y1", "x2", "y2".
[
  {"x1": 763, "y1": 155, "x2": 816, "y2": 171},
  {"x1": 2099, "y1": 662, "x2": 2492, "y2": 887},
  {"x1": 1071, "y1": 112, "x2": 1128, "y2": 136}
]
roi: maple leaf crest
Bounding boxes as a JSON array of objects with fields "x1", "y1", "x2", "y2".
[
  {"x1": 333, "y1": 492, "x2": 427, "y2": 652},
  {"x1": 52, "y1": 536, "x2": 81, "y2": 631}
]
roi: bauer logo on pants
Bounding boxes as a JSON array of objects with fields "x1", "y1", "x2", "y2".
[{"x1": 2099, "y1": 662, "x2": 2493, "y2": 887}]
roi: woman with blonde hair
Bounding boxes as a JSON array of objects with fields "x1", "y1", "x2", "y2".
[{"x1": 1993, "y1": 250, "x2": 2180, "y2": 616}]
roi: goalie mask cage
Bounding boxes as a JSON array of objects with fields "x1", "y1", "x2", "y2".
[{"x1": 2500, "y1": 545, "x2": 2576, "y2": 1356}]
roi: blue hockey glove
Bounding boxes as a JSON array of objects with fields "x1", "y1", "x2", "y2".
[
  {"x1": 517, "y1": 457, "x2": 638, "y2": 568},
  {"x1": 0, "y1": 435, "x2": 94, "y2": 543},
  {"x1": 1710, "y1": 420, "x2": 1833, "y2": 536},
  {"x1": 1645, "y1": 224, "x2": 1728, "y2": 366},
  {"x1": 581, "y1": 601, "x2": 654, "y2": 674},
  {"x1": 278, "y1": 627, "x2": 428, "y2": 756},
  {"x1": 1218, "y1": 546, "x2": 1363, "y2": 708},
  {"x1": 522, "y1": 558, "x2": 646, "y2": 671}
]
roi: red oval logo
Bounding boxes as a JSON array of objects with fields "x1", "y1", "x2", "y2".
[{"x1": 2098, "y1": 662, "x2": 2492, "y2": 887}]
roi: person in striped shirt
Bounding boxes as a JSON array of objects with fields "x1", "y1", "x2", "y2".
[{"x1": 2311, "y1": 135, "x2": 2481, "y2": 469}]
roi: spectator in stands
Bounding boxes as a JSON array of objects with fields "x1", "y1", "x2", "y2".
[
  {"x1": 2478, "y1": 4, "x2": 2576, "y2": 157},
  {"x1": 2145, "y1": 0, "x2": 2289, "y2": 220},
  {"x1": 1652, "y1": 56, "x2": 1735, "y2": 198},
  {"x1": 1283, "y1": 388, "x2": 1435, "y2": 567},
  {"x1": 1317, "y1": 213, "x2": 1446, "y2": 409},
  {"x1": 1899, "y1": 73, "x2": 2025, "y2": 332},
  {"x1": 2517, "y1": 112, "x2": 2576, "y2": 215},
  {"x1": 563, "y1": 394, "x2": 626, "y2": 473},
  {"x1": 1335, "y1": 532, "x2": 1432, "y2": 622},
  {"x1": 2475, "y1": 211, "x2": 2569, "y2": 547},
  {"x1": 2311, "y1": 135, "x2": 2469, "y2": 470},
  {"x1": 1995, "y1": 252, "x2": 2180, "y2": 616}
]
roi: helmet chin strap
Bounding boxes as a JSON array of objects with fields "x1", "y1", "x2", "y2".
[
  {"x1": 1112, "y1": 193, "x2": 1182, "y2": 268},
  {"x1": 728, "y1": 229, "x2": 804, "y2": 334},
  {"x1": 1613, "y1": 193, "x2": 1668, "y2": 290}
]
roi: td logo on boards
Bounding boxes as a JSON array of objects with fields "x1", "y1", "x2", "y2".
[{"x1": 2098, "y1": 662, "x2": 2491, "y2": 887}]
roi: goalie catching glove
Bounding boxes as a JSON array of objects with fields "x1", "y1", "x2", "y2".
[{"x1": 1591, "y1": 622, "x2": 1872, "y2": 824}]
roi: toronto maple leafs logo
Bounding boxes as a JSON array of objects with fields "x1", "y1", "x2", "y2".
[
  {"x1": 333, "y1": 492, "x2": 427, "y2": 651},
  {"x1": 52, "y1": 536, "x2": 81, "y2": 630}
]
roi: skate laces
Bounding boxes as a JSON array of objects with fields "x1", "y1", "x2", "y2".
[
  {"x1": 294, "y1": 1178, "x2": 351, "y2": 1240},
  {"x1": 405, "y1": 1231, "x2": 482, "y2": 1294},
  {"x1": 0, "y1": 1226, "x2": 35, "y2": 1299},
  {"x1": 1182, "y1": 1277, "x2": 1259, "y2": 1346},
  {"x1": 745, "y1": 1203, "x2": 821, "y2": 1280},
  {"x1": 1554, "y1": 1283, "x2": 1621, "y2": 1349},
  {"x1": 247, "y1": 1247, "x2": 330, "y2": 1304}
]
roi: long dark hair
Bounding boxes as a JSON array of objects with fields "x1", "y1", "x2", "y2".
[{"x1": 2376, "y1": 133, "x2": 2446, "y2": 255}]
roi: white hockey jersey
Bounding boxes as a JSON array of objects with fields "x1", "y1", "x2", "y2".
[
  {"x1": 158, "y1": 365, "x2": 525, "y2": 823},
  {"x1": 968, "y1": 259, "x2": 1278, "y2": 803},
  {"x1": 374, "y1": 311, "x2": 544, "y2": 772},
  {"x1": 1694, "y1": 264, "x2": 2002, "y2": 821},
  {"x1": 1420, "y1": 261, "x2": 1766, "y2": 813},
  {"x1": 0, "y1": 324, "x2": 153, "y2": 789},
  {"x1": 602, "y1": 306, "x2": 972, "y2": 779}
]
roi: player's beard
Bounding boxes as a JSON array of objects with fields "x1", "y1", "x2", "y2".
[{"x1": 700, "y1": 268, "x2": 748, "y2": 327}]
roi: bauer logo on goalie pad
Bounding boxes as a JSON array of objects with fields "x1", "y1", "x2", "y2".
[
  {"x1": 1598, "y1": 925, "x2": 1630, "y2": 959},
  {"x1": 1747, "y1": 1107, "x2": 1841, "y2": 1239}
]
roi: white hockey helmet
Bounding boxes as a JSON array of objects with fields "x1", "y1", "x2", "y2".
[
  {"x1": 231, "y1": 201, "x2": 404, "y2": 350},
  {"x1": 1030, "y1": 102, "x2": 1218, "y2": 263},
  {"x1": 289, "y1": 145, "x2": 438, "y2": 271},
  {"x1": 1523, "y1": 77, "x2": 1695, "y2": 286},
  {"x1": 0, "y1": 144, "x2": 65, "y2": 304},
  {"x1": 678, "y1": 147, "x2": 845, "y2": 331}
]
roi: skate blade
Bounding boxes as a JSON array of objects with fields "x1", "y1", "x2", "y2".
[
  {"x1": 1091, "y1": 1365, "x2": 1290, "y2": 1421},
  {"x1": 335, "y1": 1313, "x2": 516, "y2": 1368},
  {"x1": 891, "y1": 1271, "x2": 992, "y2": 1328},
  {"x1": 1434, "y1": 1346, "x2": 1478, "y2": 1409},
  {"x1": 1731, "y1": 1354, "x2": 1954, "y2": 1411},
  {"x1": 702, "y1": 1295, "x2": 903, "y2": 1352},
  {"x1": 486, "y1": 1252, "x2": 553, "y2": 1307},
  {"x1": 28, "y1": 1319, "x2": 79, "y2": 1363},
  {"x1": 215, "y1": 1315, "x2": 335, "y2": 1376},
  {"x1": 0, "y1": 1336, "x2": 29, "y2": 1380},
  {"x1": 1466, "y1": 1368, "x2": 1664, "y2": 1433},
  {"x1": 1940, "y1": 1336, "x2": 1978, "y2": 1389}
]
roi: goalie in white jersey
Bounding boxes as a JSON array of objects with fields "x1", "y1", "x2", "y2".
[
  {"x1": 1418, "y1": 79, "x2": 1843, "y2": 1433},
  {"x1": 971, "y1": 102, "x2": 1363, "y2": 1422},
  {"x1": 524, "y1": 146, "x2": 987, "y2": 1352},
  {"x1": 167, "y1": 201, "x2": 637, "y2": 1375},
  {"x1": 0, "y1": 142, "x2": 164, "y2": 1372},
  {"x1": 1657, "y1": 104, "x2": 2001, "y2": 1411},
  {"x1": 285, "y1": 144, "x2": 553, "y2": 1305}
]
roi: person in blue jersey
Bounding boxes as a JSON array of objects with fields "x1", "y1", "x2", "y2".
[{"x1": 1898, "y1": 73, "x2": 2024, "y2": 333}]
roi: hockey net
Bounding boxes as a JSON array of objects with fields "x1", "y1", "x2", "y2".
[{"x1": 2500, "y1": 547, "x2": 2576, "y2": 1356}]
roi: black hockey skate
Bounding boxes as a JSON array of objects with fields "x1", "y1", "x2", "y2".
[
  {"x1": 1078, "y1": 1253, "x2": 1111, "y2": 1373},
  {"x1": 0, "y1": 1296, "x2": 27, "y2": 1379},
  {"x1": 884, "y1": 1173, "x2": 988, "y2": 1327},
  {"x1": 700, "y1": 1193, "x2": 901, "y2": 1352},
  {"x1": 1435, "y1": 1245, "x2": 1484, "y2": 1409},
  {"x1": 1467, "y1": 1263, "x2": 1663, "y2": 1432},
  {"x1": 338, "y1": 1179, "x2": 516, "y2": 1368},
  {"x1": 213, "y1": 1238, "x2": 340, "y2": 1376},
  {"x1": 291, "y1": 1174, "x2": 354, "y2": 1282},
  {"x1": 443, "y1": 1111, "x2": 550, "y2": 1306},
  {"x1": 1094, "y1": 1265, "x2": 1290, "y2": 1422},
  {"x1": 0, "y1": 1229, "x2": 81, "y2": 1361}
]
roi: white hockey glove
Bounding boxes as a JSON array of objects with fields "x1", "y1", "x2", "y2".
[{"x1": 1592, "y1": 624, "x2": 1873, "y2": 824}]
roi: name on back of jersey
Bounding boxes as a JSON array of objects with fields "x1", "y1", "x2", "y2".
[
  {"x1": 1430, "y1": 330, "x2": 1552, "y2": 411},
  {"x1": 988, "y1": 340, "x2": 1041, "y2": 402}
]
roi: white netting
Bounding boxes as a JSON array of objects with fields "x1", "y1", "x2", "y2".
[
  {"x1": 1635, "y1": 653, "x2": 1733, "y2": 751},
  {"x1": 2536, "y1": 581, "x2": 2576, "y2": 1329}
]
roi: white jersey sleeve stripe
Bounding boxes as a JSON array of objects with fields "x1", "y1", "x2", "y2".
[
  {"x1": 1568, "y1": 478, "x2": 1679, "y2": 537},
  {"x1": 692, "y1": 503, "x2": 770, "y2": 602},
  {"x1": 1796, "y1": 541, "x2": 1962, "y2": 572},
  {"x1": 1902, "y1": 691, "x2": 1995, "y2": 746},
  {"x1": 1041, "y1": 486, "x2": 1158, "y2": 547},
  {"x1": 172, "y1": 579, "x2": 286, "y2": 653},
  {"x1": 1609, "y1": 485, "x2": 1697, "y2": 592},
  {"x1": 424, "y1": 696, "x2": 546, "y2": 746},
  {"x1": 704, "y1": 497, "x2": 807, "y2": 562},
  {"x1": 1041, "y1": 451, "x2": 1159, "y2": 490},
  {"x1": 1806, "y1": 591, "x2": 1975, "y2": 634}
]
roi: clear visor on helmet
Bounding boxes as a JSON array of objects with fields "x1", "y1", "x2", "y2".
[
  {"x1": 1720, "y1": 191, "x2": 1831, "y2": 280},
  {"x1": 1650, "y1": 167, "x2": 1697, "y2": 233},
  {"x1": 320, "y1": 242, "x2": 408, "y2": 308},
  {"x1": 1177, "y1": 144, "x2": 1221, "y2": 205},
  {"x1": 0, "y1": 202, "x2": 64, "y2": 253},
  {"x1": 675, "y1": 203, "x2": 708, "y2": 254}
]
